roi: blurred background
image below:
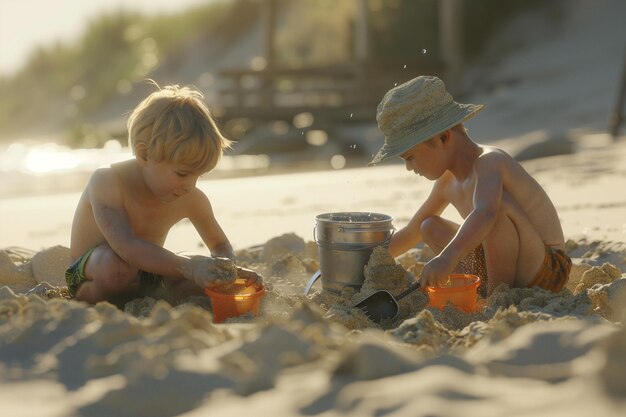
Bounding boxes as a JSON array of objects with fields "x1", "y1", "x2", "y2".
[{"x1": 0, "y1": 0, "x2": 624, "y2": 198}]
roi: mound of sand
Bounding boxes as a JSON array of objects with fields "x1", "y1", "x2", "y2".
[{"x1": 1, "y1": 233, "x2": 625, "y2": 416}]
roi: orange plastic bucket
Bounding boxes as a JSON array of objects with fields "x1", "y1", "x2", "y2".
[
  {"x1": 204, "y1": 279, "x2": 265, "y2": 323},
  {"x1": 426, "y1": 274, "x2": 481, "y2": 312}
]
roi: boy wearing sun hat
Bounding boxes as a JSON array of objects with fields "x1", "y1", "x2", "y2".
[{"x1": 371, "y1": 75, "x2": 570, "y2": 295}]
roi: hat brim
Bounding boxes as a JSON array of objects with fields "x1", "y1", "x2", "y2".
[{"x1": 369, "y1": 103, "x2": 484, "y2": 166}]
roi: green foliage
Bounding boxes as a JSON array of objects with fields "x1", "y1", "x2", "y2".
[
  {"x1": 368, "y1": 0, "x2": 440, "y2": 63},
  {"x1": 0, "y1": 0, "x2": 546, "y2": 144},
  {"x1": 0, "y1": 2, "x2": 232, "y2": 141},
  {"x1": 461, "y1": 0, "x2": 548, "y2": 58},
  {"x1": 367, "y1": 0, "x2": 546, "y2": 65},
  {"x1": 276, "y1": 0, "x2": 358, "y2": 66}
]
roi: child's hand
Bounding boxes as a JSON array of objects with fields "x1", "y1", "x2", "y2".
[
  {"x1": 419, "y1": 255, "x2": 454, "y2": 288},
  {"x1": 181, "y1": 256, "x2": 238, "y2": 288},
  {"x1": 236, "y1": 266, "x2": 263, "y2": 286}
]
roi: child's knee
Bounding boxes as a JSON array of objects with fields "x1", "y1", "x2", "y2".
[
  {"x1": 420, "y1": 216, "x2": 443, "y2": 239},
  {"x1": 95, "y1": 249, "x2": 140, "y2": 288},
  {"x1": 115, "y1": 262, "x2": 140, "y2": 283}
]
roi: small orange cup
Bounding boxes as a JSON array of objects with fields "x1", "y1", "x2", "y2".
[
  {"x1": 204, "y1": 278, "x2": 265, "y2": 323},
  {"x1": 426, "y1": 274, "x2": 481, "y2": 313}
]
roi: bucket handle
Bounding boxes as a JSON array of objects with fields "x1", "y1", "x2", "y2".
[
  {"x1": 313, "y1": 226, "x2": 396, "y2": 250},
  {"x1": 336, "y1": 225, "x2": 395, "y2": 233}
]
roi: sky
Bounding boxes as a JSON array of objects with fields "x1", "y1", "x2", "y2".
[{"x1": 0, "y1": 0, "x2": 217, "y2": 76}]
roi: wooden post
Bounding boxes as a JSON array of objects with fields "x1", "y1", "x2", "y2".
[
  {"x1": 353, "y1": 0, "x2": 369, "y2": 107},
  {"x1": 439, "y1": 0, "x2": 462, "y2": 91},
  {"x1": 260, "y1": 0, "x2": 277, "y2": 108},
  {"x1": 610, "y1": 47, "x2": 626, "y2": 140},
  {"x1": 355, "y1": 0, "x2": 369, "y2": 62},
  {"x1": 261, "y1": 0, "x2": 276, "y2": 69}
]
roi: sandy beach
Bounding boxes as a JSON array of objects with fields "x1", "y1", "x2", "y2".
[
  {"x1": 2, "y1": 0, "x2": 626, "y2": 415},
  {"x1": 1, "y1": 134, "x2": 626, "y2": 417}
]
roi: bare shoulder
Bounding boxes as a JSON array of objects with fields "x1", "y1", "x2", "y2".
[
  {"x1": 90, "y1": 165, "x2": 118, "y2": 182},
  {"x1": 475, "y1": 144, "x2": 553, "y2": 209},
  {"x1": 477, "y1": 146, "x2": 514, "y2": 164},
  {"x1": 90, "y1": 159, "x2": 146, "y2": 198},
  {"x1": 474, "y1": 146, "x2": 521, "y2": 174},
  {"x1": 88, "y1": 167, "x2": 119, "y2": 190},
  {"x1": 432, "y1": 170, "x2": 455, "y2": 201},
  {"x1": 86, "y1": 166, "x2": 125, "y2": 206},
  {"x1": 185, "y1": 188, "x2": 214, "y2": 216},
  {"x1": 88, "y1": 167, "x2": 120, "y2": 187}
]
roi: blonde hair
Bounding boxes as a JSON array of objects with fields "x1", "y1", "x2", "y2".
[{"x1": 127, "y1": 82, "x2": 231, "y2": 173}]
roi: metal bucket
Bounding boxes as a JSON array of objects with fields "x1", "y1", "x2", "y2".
[{"x1": 314, "y1": 212, "x2": 394, "y2": 293}]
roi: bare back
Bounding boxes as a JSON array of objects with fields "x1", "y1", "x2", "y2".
[{"x1": 440, "y1": 146, "x2": 565, "y2": 249}]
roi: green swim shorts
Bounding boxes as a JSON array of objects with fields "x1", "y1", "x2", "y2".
[{"x1": 65, "y1": 247, "x2": 164, "y2": 298}]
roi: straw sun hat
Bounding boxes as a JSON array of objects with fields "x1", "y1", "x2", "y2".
[{"x1": 369, "y1": 75, "x2": 484, "y2": 165}]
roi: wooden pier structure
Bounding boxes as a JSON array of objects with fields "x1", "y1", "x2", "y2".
[{"x1": 215, "y1": 0, "x2": 459, "y2": 131}]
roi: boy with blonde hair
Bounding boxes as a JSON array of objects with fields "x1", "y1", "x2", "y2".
[
  {"x1": 66, "y1": 83, "x2": 260, "y2": 307},
  {"x1": 370, "y1": 76, "x2": 571, "y2": 295}
]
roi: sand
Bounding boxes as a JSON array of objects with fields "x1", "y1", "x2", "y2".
[
  {"x1": 2, "y1": 138, "x2": 626, "y2": 417},
  {"x1": 2, "y1": 116, "x2": 626, "y2": 415},
  {"x1": 1, "y1": 229, "x2": 626, "y2": 416},
  {"x1": 2, "y1": 143, "x2": 626, "y2": 417}
]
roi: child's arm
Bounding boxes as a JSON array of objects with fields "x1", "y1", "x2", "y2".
[
  {"x1": 188, "y1": 192, "x2": 234, "y2": 259},
  {"x1": 88, "y1": 170, "x2": 234, "y2": 287},
  {"x1": 420, "y1": 154, "x2": 503, "y2": 287},
  {"x1": 189, "y1": 191, "x2": 261, "y2": 285},
  {"x1": 388, "y1": 179, "x2": 449, "y2": 257}
]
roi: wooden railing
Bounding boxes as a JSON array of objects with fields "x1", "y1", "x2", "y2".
[{"x1": 215, "y1": 61, "x2": 444, "y2": 126}]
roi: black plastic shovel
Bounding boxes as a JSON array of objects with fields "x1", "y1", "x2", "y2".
[{"x1": 355, "y1": 281, "x2": 423, "y2": 323}]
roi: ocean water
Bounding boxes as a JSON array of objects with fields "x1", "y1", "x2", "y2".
[
  {"x1": 0, "y1": 139, "x2": 272, "y2": 198},
  {"x1": 0, "y1": 132, "x2": 381, "y2": 199}
]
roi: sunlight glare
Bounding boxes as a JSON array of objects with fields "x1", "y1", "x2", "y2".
[
  {"x1": 306, "y1": 130, "x2": 328, "y2": 146},
  {"x1": 24, "y1": 143, "x2": 80, "y2": 174},
  {"x1": 330, "y1": 154, "x2": 346, "y2": 170}
]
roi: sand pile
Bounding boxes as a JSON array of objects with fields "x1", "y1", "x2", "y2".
[
  {"x1": 1, "y1": 234, "x2": 626, "y2": 416},
  {"x1": 1, "y1": 234, "x2": 625, "y2": 335},
  {"x1": 1, "y1": 235, "x2": 624, "y2": 338}
]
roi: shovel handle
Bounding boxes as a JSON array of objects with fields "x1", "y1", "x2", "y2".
[
  {"x1": 303, "y1": 270, "x2": 321, "y2": 295},
  {"x1": 394, "y1": 281, "x2": 424, "y2": 302}
]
